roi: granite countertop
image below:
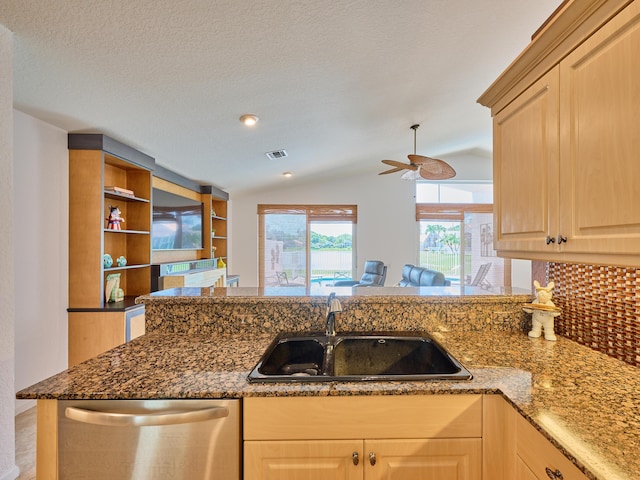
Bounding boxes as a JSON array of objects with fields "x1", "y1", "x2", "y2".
[{"x1": 18, "y1": 327, "x2": 640, "y2": 480}]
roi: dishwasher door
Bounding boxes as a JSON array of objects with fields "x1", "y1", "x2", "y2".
[{"x1": 58, "y1": 399, "x2": 240, "y2": 480}]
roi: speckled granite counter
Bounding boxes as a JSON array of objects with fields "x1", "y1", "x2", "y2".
[
  {"x1": 138, "y1": 286, "x2": 534, "y2": 334},
  {"x1": 17, "y1": 289, "x2": 640, "y2": 480}
]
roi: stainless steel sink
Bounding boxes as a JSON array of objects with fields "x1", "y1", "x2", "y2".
[{"x1": 247, "y1": 332, "x2": 472, "y2": 383}]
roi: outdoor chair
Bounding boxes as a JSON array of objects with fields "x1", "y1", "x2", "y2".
[{"x1": 469, "y1": 263, "x2": 492, "y2": 288}]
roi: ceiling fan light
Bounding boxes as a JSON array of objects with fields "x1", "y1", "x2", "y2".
[
  {"x1": 239, "y1": 114, "x2": 259, "y2": 126},
  {"x1": 401, "y1": 168, "x2": 421, "y2": 180}
]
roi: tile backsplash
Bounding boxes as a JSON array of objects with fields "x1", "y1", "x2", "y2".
[{"x1": 547, "y1": 262, "x2": 639, "y2": 367}]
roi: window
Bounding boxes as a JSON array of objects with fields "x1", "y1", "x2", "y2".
[
  {"x1": 416, "y1": 182, "x2": 508, "y2": 289},
  {"x1": 258, "y1": 205, "x2": 357, "y2": 289}
]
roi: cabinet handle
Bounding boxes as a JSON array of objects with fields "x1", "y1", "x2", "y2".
[
  {"x1": 557, "y1": 235, "x2": 567, "y2": 244},
  {"x1": 545, "y1": 236, "x2": 555, "y2": 245},
  {"x1": 369, "y1": 452, "x2": 377, "y2": 466},
  {"x1": 352, "y1": 452, "x2": 359, "y2": 466},
  {"x1": 65, "y1": 405, "x2": 228, "y2": 427},
  {"x1": 545, "y1": 467, "x2": 564, "y2": 479}
]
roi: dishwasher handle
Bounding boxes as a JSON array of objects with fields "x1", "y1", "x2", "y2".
[{"x1": 65, "y1": 405, "x2": 229, "y2": 427}]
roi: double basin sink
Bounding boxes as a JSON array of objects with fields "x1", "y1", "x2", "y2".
[{"x1": 247, "y1": 331, "x2": 472, "y2": 383}]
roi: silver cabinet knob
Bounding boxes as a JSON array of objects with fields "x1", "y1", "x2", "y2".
[
  {"x1": 369, "y1": 452, "x2": 377, "y2": 466},
  {"x1": 546, "y1": 235, "x2": 556, "y2": 245},
  {"x1": 557, "y1": 235, "x2": 567, "y2": 244},
  {"x1": 352, "y1": 451, "x2": 359, "y2": 466}
]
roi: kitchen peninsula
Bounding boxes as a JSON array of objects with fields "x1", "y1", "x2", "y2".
[{"x1": 18, "y1": 287, "x2": 640, "y2": 480}]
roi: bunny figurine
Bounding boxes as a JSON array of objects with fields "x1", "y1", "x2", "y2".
[{"x1": 523, "y1": 280, "x2": 561, "y2": 341}]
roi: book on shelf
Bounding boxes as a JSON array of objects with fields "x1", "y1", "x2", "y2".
[{"x1": 105, "y1": 186, "x2": 135, "y2": 196}]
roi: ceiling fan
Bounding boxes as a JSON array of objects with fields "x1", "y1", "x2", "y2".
[{"x1": 379, "y1": 124, "x2": 456, "y2": 180}]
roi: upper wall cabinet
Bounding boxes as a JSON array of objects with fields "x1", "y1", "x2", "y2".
[
  {"x1": 493, "y1": 67, "x2": 560, "y2": 254},
  {"x1": 480, "y1": 0, "x2": 640, "y2": 267}
]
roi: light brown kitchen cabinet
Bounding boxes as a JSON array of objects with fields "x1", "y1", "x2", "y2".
[
  {"x1": 512, "y1": 408, "x2": 589, "y2": 480},
  {"x1": 488, "y1": 395, "x2": 589, "y2": 480},
  {"x1": 557, "y1": 0, "x2": 640, "y2": 258},
  {"x1": 493, "y1": 67, "x2": 560, "y2": 255},
  {"x1": 244, "y1": 438, "x2": 481, "y2": 480},
  {"x1": 243, "y1": 395, "x2": 482, "y2": 480},
  {"x1": 480, "y1": 0, "x2": 640, "y2": 266}
]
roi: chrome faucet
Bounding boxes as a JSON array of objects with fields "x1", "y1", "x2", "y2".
[{"x1": 325, "y1": 292, "x2": 342, "y2": 336}]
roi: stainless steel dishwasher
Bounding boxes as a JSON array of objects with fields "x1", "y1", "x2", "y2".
[{"x1": 57, "y1": 399, "x2": 240, "y2": 479}]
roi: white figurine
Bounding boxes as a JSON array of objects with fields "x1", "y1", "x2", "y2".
[{"x1": 524, "y1": 280, "x2": 561, "y2": 341}]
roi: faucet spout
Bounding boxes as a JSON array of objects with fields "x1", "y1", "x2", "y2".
[{"x1": 325, "y1": 292, "x2": 342, "y2": 336}]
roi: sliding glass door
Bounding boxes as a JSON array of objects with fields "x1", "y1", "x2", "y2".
[
  {"x1": 309, "y1": 221, "x2": 354, "y2": 287},
  {"x1": 262, "y1": 213, "x2": 307, "y2": 287},
  {"x1": 259, "y1": 205, "x2": 357, "y2": 288}
]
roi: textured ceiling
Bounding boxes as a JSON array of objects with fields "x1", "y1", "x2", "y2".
[{"x1": 0, "y1": 0, "x2": 560, "y2": 194}]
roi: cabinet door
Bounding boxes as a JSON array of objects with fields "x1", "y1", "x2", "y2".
[
  {"x1": 559, "y1": 0, "x2": 640, "y2": 255},
  {"x1": 515, "y1": 413, "x2": 589, "y2": 480},
  {"x1": 515, "y1": 456, "x2": 540, "y2": 480},
  {"x1": 365, "y1": 438, "x2": 482, "y2": 480},
  {"x1": 244, "y1": 440, "x2": 363, "y2": 480},
  {"x1": 493, "y1": 67, "x2": 560, "y2": 253}
]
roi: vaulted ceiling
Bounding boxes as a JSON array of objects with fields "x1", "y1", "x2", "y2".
[{"x1": 1, "y1": 0, "x2": 560, "y2": 193}]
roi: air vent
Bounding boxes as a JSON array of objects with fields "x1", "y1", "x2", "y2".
[{"x1": 266, "y1": 149, "x2": 288, "y2": 160}]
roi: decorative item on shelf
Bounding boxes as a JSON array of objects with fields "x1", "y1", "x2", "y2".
[
  {"x1": 211, "y1": 209, "x2": 216, "y2": 217},
  {"x1": 117, "y1": 256, "x2": 127, "y2": 267},
  {"x1": 106, "y1": 205, "x2": 125, "y2": 230},
  {"x1": 212, "y1": 245, "x2": 217, "y2": 257},
  {"x1": 105, "y1": 186, "x2": 135, "y2": 197},
  {"x1": 211, "y1": 229, "x2": 216, "y2": 237},
  {"x1": 523, "y1": 280, "x2": 561, "y2": 341},
  {"x1": 103, "y1": 253, "x2": 113, "y2": 268},
  {"x1": 105, "y1": 273, "x2": 123, "y2": 303},
  {"x1": 217, "y1": 258, "x2": 226, "y2": 268}
]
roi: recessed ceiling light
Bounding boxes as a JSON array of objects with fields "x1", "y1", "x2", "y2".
[
  {"x1": 283, "y1": 172, "x2": 293, "y2": 177},
  {"x1": 239, "y1": 114, "x2": 259, "y2": 126}
]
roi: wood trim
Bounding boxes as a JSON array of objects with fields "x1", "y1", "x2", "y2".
[
  {"x1": 416, "y1": 203, "x2": 493, "y2": 221},
  {"x1": 36, "y1": 399, "x2": 59, "y2": 480},
  {"x1": 68, "y1": 150, "x2": 104, "y2": 307},
  {"x1": 497, "y1": 249, "x2": 640, "y2": 269},
  {"x1": 68, "y1": 134, "x2": 154, "y2": 170},
  {"x1": 531, "y1": 0, "x2": 572, "y2": 40},
  {"x1": 258, "y1": 213, "x2": 265, "y2": 287},
  {"x1": 244, "y1": 395, "x2": 482, "y2": 441},
  {"x1": 258, "y1": 204, "x2": 358, "y2": 222},
  {"x1": 152, "y1": 177, "x2": 202, "y2": 201}
]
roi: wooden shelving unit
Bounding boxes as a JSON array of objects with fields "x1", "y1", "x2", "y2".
[
  {"x1": 67, "y1": 134, "x2": 154, "y2": 366},
  {"x1": 210, "y1": 197, "x2": 228, "y2": 264},
  {"x1": 201, "y1": 185, "x2": 230, "y2": 271}
]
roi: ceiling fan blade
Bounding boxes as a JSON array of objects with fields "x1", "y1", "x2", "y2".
[
  {"x1": 378, "y1": 167, "x2": 405, "y2": 175},
  {"x1": 417, "y1": 159, "x2": 457, "y2": 180},
  {"x1": 381, "y1": 159, "x2": 418, "y2": 170},
  {"x1": 407, "y1": 154, "x2": 442, "y2": 165}
]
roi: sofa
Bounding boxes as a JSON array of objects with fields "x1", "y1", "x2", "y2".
[{"x1": 397, "y1": 264, "x2": 450, "y2": 287}]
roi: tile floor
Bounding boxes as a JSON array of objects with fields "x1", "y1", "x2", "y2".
[{"x1": 15, "y1": 406, "x2": 36, "y2": 480}]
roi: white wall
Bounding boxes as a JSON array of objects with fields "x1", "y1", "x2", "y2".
[
  {"x1": 13, "y1": 110, "x2": 69, "y2": 414},
  {"x1": 229, "y1": 150, "x2": 532, "y2": 289},
  {"x1": 0, "y1": 22, "x2": 19, "y2": 480},
  {"x1": 232, "y1": 171, "x2": 420, "y2": 287}
]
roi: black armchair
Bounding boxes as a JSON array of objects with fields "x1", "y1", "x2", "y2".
[{"x1": 334, "y1": 260, "x2": 387, "y2": 287}]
